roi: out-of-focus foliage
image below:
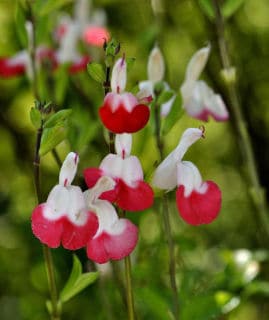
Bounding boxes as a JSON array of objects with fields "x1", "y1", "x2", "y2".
[{"x1": 1, "y1": 0, "x2": 269, "y2": 319}]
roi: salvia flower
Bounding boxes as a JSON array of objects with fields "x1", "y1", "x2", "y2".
[
  {"x1": 153, "y1": 128, "x2": 221, "y2": 225},
  {"x1": 84, "y1": 176, "x2": 138, "y2": 264},
  {"x1": 0, "y1": 46, "x2": 55, "y2": 78},
  {"x1": 99, "y1": 57, "x2": 151, "y2": 133},
  {"x1": 31, "y1": 152, "x2": 98, "y2": 249},
  {"x1": 84, "y1": 133, "x2": 154, "y2": 211},
  {"x1": 139, "y1": 46, "x2": 176, "y2": 117},
  {"x1": 180, "y1": 45, "x2": 229, "y2": 122}
]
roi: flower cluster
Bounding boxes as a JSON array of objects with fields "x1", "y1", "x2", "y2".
[
  {"x1": 153, "y1": 127, "x2": 222, "y2": 225},
  {"x1": 0, "y1": 0, "x2": 110, "y2": 78},
  {"x1": 31, "y1": 42, "x2": 224, "y2": 265},
  {"x1": 32, "y1": 152, "x2": 141, "y2": 263}
]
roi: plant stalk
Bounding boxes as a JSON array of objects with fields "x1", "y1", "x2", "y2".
[
  {"x1": 28, "y1": 3, "x2": 61, "y2": 318},
  {"x1": 153, "y1": 101, "x2": 179, "y2": 319},
  {"x1": 212, "y1": 0, "x2": 269, "y2": 237}
]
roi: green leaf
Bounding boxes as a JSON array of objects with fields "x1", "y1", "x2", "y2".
[
  {"x1": 161, "y1": 94, "x2": 183, "y2": 135},
  {"x1": 39, "y1": 0, "x2": 74, "y2": 16},
  {"x1": 60, "y1": 255, "x2": 82, "y2": 302},
  {"x1": 30, "y1": 108, "x2": 41, "y2": 129},
  {"x1": 222, "y1": 0, "x2": 245, "y2": 18},
  {"x1": 39, "y1": 125, "x2": 68, "y2": 156},
  {"x1": 87, "y1": 62, "x2": 106, "y2": 83},
  {"x1": 198, "y1": 0, "x2": 214, "y2": 20},
  {"x1": 15, "y1": 1, "x2": 27, "y2": 47},
  {"x1": 44, "y1": 109, "x2": 72, "y2": 129},
  {"x1": 198, "y1": 0, "x2": 245, "y2": 20},
  {"x1": 60, "y1": 255, "x2": 98, "y2": 303},
  {"x1": 157, "y1": 90, "x2": 174, "y2": 105}
]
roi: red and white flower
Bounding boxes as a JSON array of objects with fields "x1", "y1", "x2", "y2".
[
  {"x1": 31, "y1": 152, "x2": 98, "y2": 250},
  {"x1": 0, "y1": 46, "x2": 56, "y2": 78},
  {"x1": 153, "y1": 128, "x2": 221, "y2": 225},
  {"x1": 139, "y1": 46, "x2": 176, "y2": 117},
  {"x1": 99, "y1": 57, "x2": 151, "y2": 133},
  {"x1": 84, "y1": 133, "x2": 154, "y2": 211},
  {"x1": 180, "y1": 45, "x2": 229, "y2": 122},
  {"x1": 84, "y1": 176, "x2": 138, "y2": 264}
]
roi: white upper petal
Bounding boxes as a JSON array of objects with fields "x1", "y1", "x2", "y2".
[
  {"x1": 152, "y1": 128, "x2": 203, "y2": 190},
  {"x1": 66, "y1": 185, "x2": 88, "y2": 226},
  {"x1": 111, "y1": 57, "x2": 127, "y2": 93},
  {"x1": 147, "y1": 46, "x2": 165, "y2": 82},
  {"x1": 57, "y1": 22, "x2": 80, "y2": 63},
  {"x1": 138, "y1": 80, "x2": 154, "y2": 97},
  {"x1": 115, "y1": 134, "x2": 132, "y2": 158},
  {"x1": 161, "y1": 94, "x2": 176, "y2": 117},
  {"x1": 59, "y1": 152, "x2": 79, "y2": 186},
  {"x1": 184, "y1": 45, "x2": 210, "y2": 83},
  {"x1": 100, "y1": 154, "x2": 143, "y2": 187},
  {"x1": 45, "y1": 185, "x2": 69, "y2": 220},
  {"x1": 177, "y1": 161, "x2": 207, "y2": 197}
]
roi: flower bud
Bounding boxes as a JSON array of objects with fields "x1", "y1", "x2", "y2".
[
  {"x1": 59, "y1": 152, "x2": 79, "y2": 186},
  {"x1": 111, "y1": 57, "x2": 127, "y2": 93},
  {"x1": 185, "y1": 45, "x2": 210, "y2": 82},
  {"x1": 148, "y1": 46, "x2": 165, "y2": 83}
]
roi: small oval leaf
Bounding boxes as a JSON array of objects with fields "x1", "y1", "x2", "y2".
[
  {"x1": 30, "y1": 107, "x2": 42, "y2": 129},
  {"x1": 87, "y1": 62, "x2": 106, "y2": 83},
  {"x1": 44, "y1": 109, "x2": 72, "y2": 129}
]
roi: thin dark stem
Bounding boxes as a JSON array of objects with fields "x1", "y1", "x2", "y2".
[
  {"x1": 52, "y1": 149, "x2": 62, "y2": 169},
  {"x1": 153, "y1": 100, "x2": 179, "y2": 319},
  {"x1": 212, "y1": 0, "x2": 269, "y2": 238},
  {"x1": 27, "y1": 3, "x2": 61, "y2": 319}
]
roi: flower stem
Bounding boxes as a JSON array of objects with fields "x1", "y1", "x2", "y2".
[
  {"x1": 27, "y1": 3, "x2": 61, "y2": 318},
  {"x1": 153, "y1": 101, "x2": 179, "y2": 319},
  {"x1": 124, "y1": 255, "x2": 135, "y2": 320},
  {"x1": 43, "y1": 245, "x2": 61, "y2": 320},
  {"x1": 212, "y1": 0, "x2": 269, "y2": 238}
]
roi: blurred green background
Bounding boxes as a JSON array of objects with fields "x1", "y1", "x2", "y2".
[{"x1": 1, "y1": 0, "x2": 269, "y2": 319}]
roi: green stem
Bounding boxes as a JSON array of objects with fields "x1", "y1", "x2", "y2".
[
  {"x1": 27, "y1": 3, "x2": 61, "y2": 319},
  {"x1": 124, "y1": 255, "x2": 135, "y2": 320},
  {"x1": 43, "y1": 245, "x2": 61, "y2": 320},
  {"x1": 212, "y1": 0, "x2": 269, "y2": 238},
  {"x1": 153, "y1": 101, "x2": 179, "y2": 319}
]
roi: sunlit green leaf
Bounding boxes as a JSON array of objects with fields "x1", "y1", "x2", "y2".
[
  {"x1": 60, "y1": 255, "x2": 98, "y2": 303},
  {"x1": 30, "y1": 107, "x2": 41, "y2": 129},
  {"x1": 87, "y1": 62, "x2": 106, "y2": 83},
  {"x1": 39, "y1": 125, "x2": 67, "y2": 156},
  {"x1": 60, "y1": 255, "x2": 82, "y2": 302},
  {"x1": 222, "y1": 0, "x2": 245, "y2": 18},
  {"x1": 44, "y1": 109, "x2": 72, "y2": 129}
]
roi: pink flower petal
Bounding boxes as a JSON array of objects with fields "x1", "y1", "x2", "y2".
[
  {"x1": 116, "y1": 179, "x2": 154, "y2": 211},
  {"x1": 31, "y1": 204, "x2": 63, "y2": 248},
  {"x1": 61, "y1": 211, "x2": 98, "y2": 250},
  {"x1": 83, "y1": 26, "x2": 110, "y2": 47},
  {"x1": 176, "y1": 181, "x2": 221, "y2": 225},
  {"x1": 87, "y1": 219, "x2": 138, "y2": 264}
]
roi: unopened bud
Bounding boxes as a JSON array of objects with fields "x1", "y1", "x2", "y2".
[
  {"x1": 115, "y1": 133, "x2": 132, "y2": 158},
  {"x1": 148, "y1": 46, "x2": 165, "y2": 82},
  {"x1": 220, "y1": 67, "x2": 236, "y2": 85},
  {"x1": 59, "y1": 152, "x2": 79, "y2": 186},
  {"x1": 111, "y1": 56, "x2": 127, "y2": 93}
]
